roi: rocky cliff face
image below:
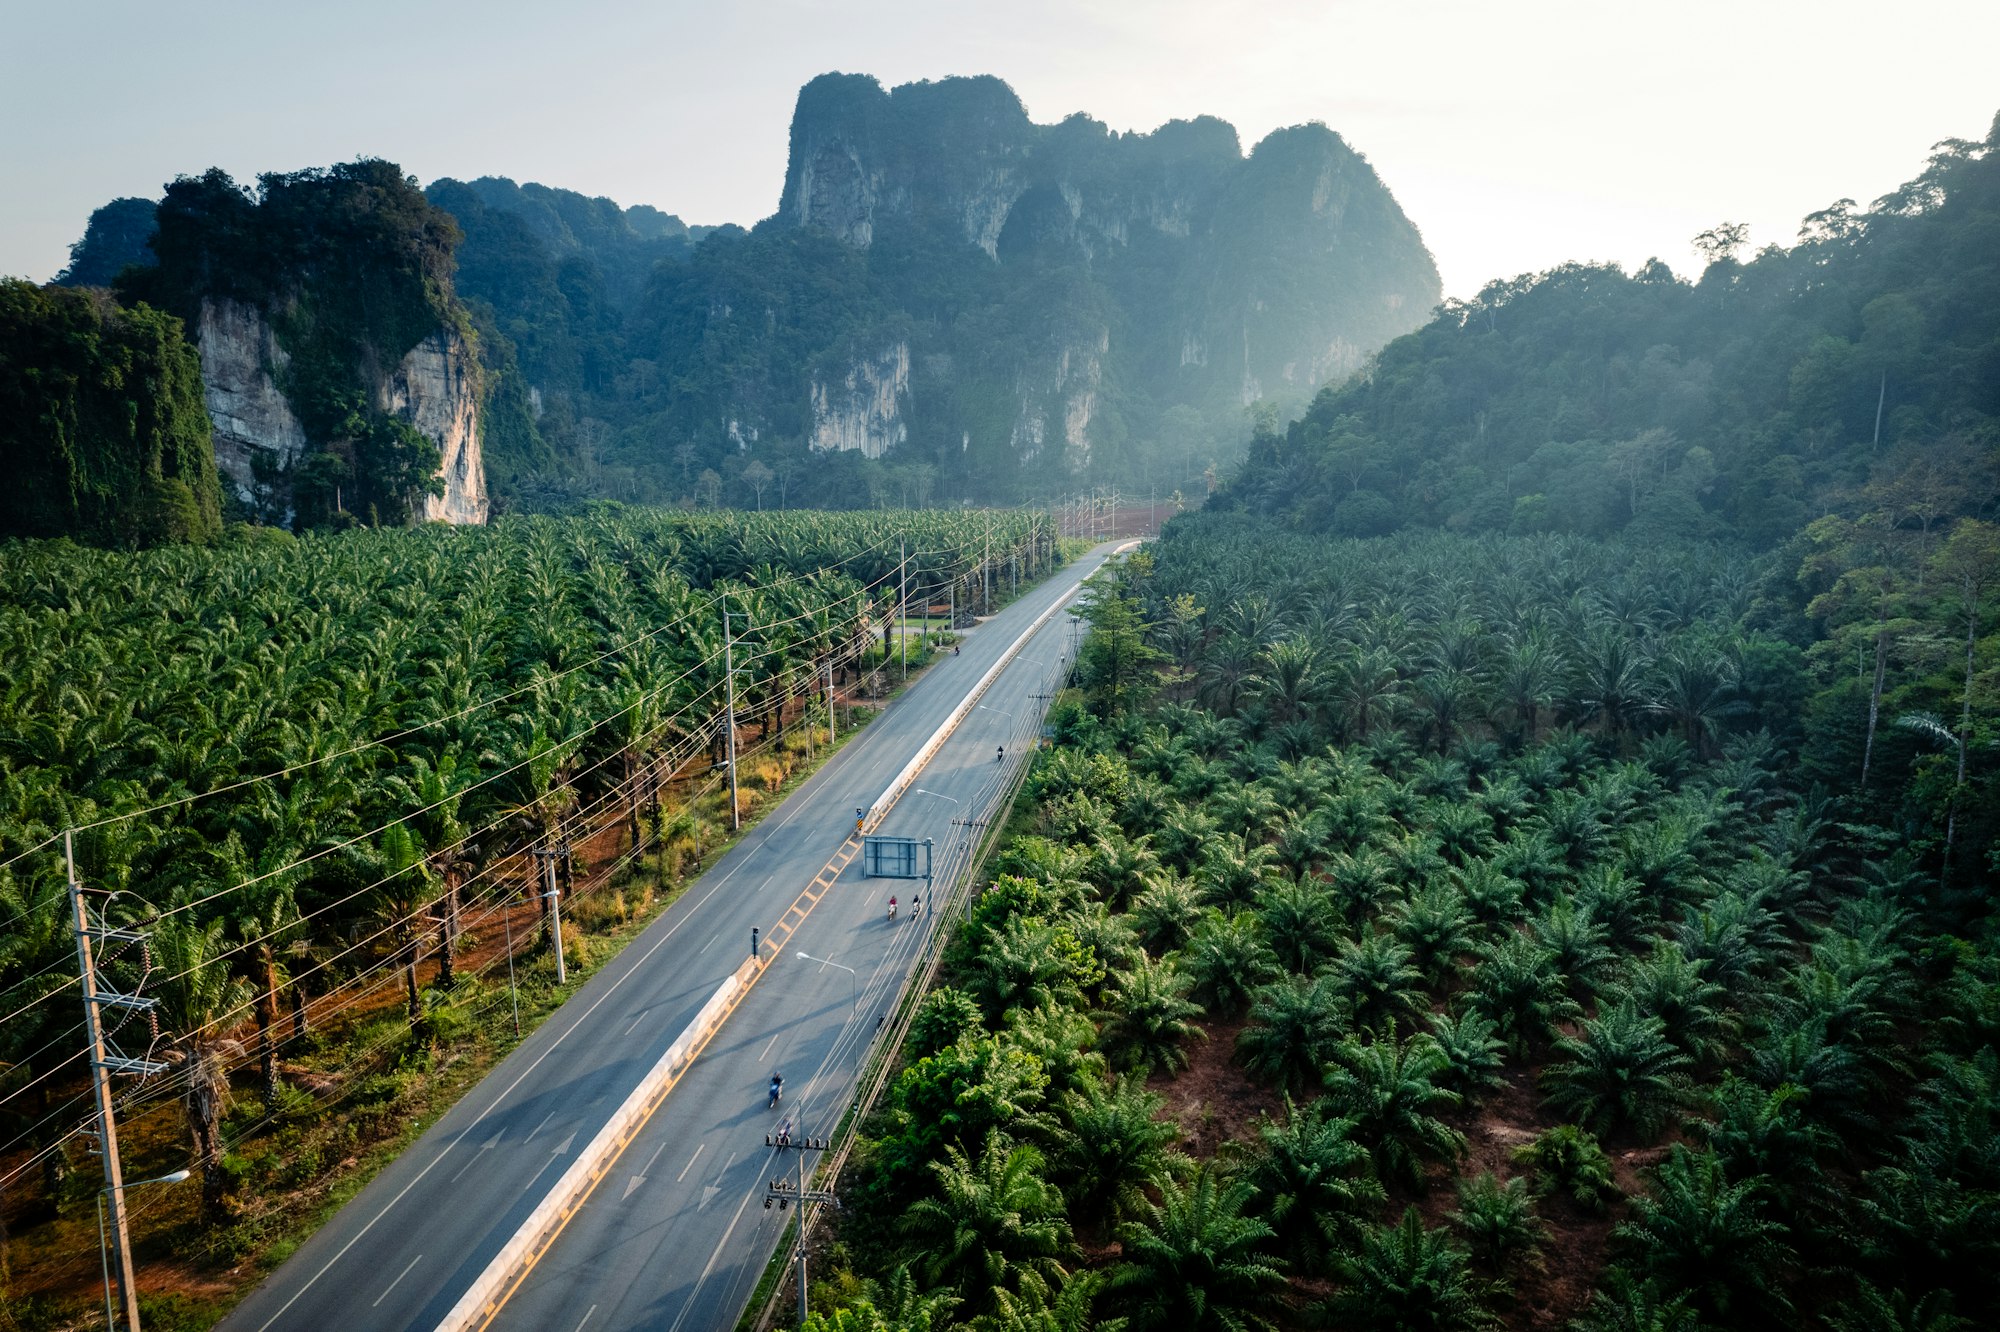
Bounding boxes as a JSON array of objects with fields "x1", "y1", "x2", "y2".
[
  {"x1": 768, "y1": 73, "x2": 1440, "y2": 479},
  {"x1": 380, "y1": 327, "x2": 489, "y2": 524},
  {"x1": 193, "y1": 299, "x2": 487, "y2": 525},
  {"x1": 810, "y1": 342, "x2": 909, "y2": 458},
  {"x1": 197, "y1": 299, "x2": 310, "y2": 522}
]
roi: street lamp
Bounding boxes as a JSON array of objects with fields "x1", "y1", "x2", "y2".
[
  {"x1": 99, "y1": 1169, "x2": 188, "y2": 1331},
  {"x1": 795, "y1": 951, "x2": 857, "y2": 1011},
  {"x1": 912, "y1": 788, "x2": 959, "y2": 805}
]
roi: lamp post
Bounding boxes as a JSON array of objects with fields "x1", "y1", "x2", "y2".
[
  {"x1": 795, "y1": 951, "x2": 857, "y2": 1011},
  {"x1": 98, "y1": 1169, "x2": 188, "y2": 1331}
]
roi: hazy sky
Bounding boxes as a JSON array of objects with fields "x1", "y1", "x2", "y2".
[{"x1": 4, "y1": 0, "x2": 1996, "y2": 297}]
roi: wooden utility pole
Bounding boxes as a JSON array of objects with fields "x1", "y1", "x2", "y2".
[
  {"x1": 723, "y1": 604, "x2": 740, "y2": 831},
  {"x1": 69, "y1": 831, "x2": 162, "y2": 1332}
]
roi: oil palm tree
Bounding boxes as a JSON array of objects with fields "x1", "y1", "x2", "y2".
[
  {"x1": 1328, "y1": 930, "x2": 1426, "y2": 1033},
  {"x1": 1044, "y1": 1076, "x2": 1188, "y2": 1232},
  {"x1": 1255, "y1": 878, "x2": 1345, "y2": 974},
  {"x1": 153, "y1": 912, "x2": 255, "y2": 1223},
  {"x1": 1245, "y1": 1097, "x2": 1386, "y2": 1272},
  {"x1": 1112, "y1": 1165, "x2": 1286, "y2": 1332},
  {"x1": 1613, "y1": 1147, "x2": 1795, "y2": 1325},
  {"x1": 1097, "y1": 955, "x2": 1204, "y2": 1076},
  {"x1": 1544, "y1": 1000, "x2": 1692, "y2": 1141},
  {"x1": 1321, "y1": 1207, "x2": 1497, "y2": 1332},
  {"x1": 902, "y1": 1134, "x2": 1073, "y2": 1315},
  {"x1": 1323, "y1": 1030, "x2": 1466, "y2": 1189},
  {"x1": 1237, "y1": 973, "x2": 1347, "y2": 1095},
  {"x1": 1181, "y1": 910, "x2": 1279, "y2": 1015}
]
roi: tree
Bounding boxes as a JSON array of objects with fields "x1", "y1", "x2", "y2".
[
  {"x1": 1112, "y1": 1166, "x2": 1286, "y2": 1332},
  {"x1": 1237, "y1": 973, "x2": 1347, "y2": 1095},
  {"x1": 1543, "y1": 999, "x2": 1692, "y2": 1140},
  {"x1": 1096, "y1": 955, "x2": 1204, "y2": 1076},
  {"x1": 1245, "y1": 1098, "x2": 1385, "y2": 1272},
  {"x1": 901, "y1": 1135, "x2": 1073, "y2": 1314},
  {"x1": 741, "y1": 458, "x2": 775, "y2": 510},
  {"x1": 1181, "y1": 910, "x2": 1279, "y2": 1014},
  {"x1": 1691, "y1": 221, "x2": 1750, "y2": 268},
  {"x1": 153, "y1": 913, "x2": 255, "y2": 1223},
  {"x1": 1323, "y1": 1030, "x2": 1467, "y2": 1189},
  {"x1": 1450, "y1": 1172, "x2": 1547, "y2": 1278},
  {"x1": 1045, "y1": 1076, "x2": 1187, "y2": 1232},
  {"x1": 1321, "y1": 1207, "x2": 1497, "y2": 1332},
  {"x1": 1613, "y1": 1147, "x2": 1795, "y2": 1324},
  {"x1": 1074, "y1": 561, "x2": 1169, "y2": 719}
]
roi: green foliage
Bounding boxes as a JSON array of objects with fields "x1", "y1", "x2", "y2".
[
  {"x1": 1513, "y1": 1125, "x2": 1619, "y2": 1213},
  {"x1": 0, "y1": 279, "x2": 221, "y2": 546},
  {"x1": 1542, "y1": 999, "x2": 1694, "y2": 1141},
  {"x1": 1612, "y1": 1146, "x2": 1796, "y2": 1324},
  {"x1": 1111, "y1": 1166, "x2": 1285, "y2": 1332},
  {"x1": 1321, "y1": 1207, "x2": 1498, "y2": 1332},
  {"x1": 1322, "y1": 1029, "x2": 1466, "y2": 1190},
  {"x1": 1243, "y1": 1097, "x2": 1385, "y2": 1273},
  {"x1": 1449, "y1": 1172, "x2": 1547, "y2": 1277},
  {"x1": 899, "y1": 1134, "x2": 1073, "y2": 1316}
]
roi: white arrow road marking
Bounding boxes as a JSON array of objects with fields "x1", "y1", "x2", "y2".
[
  {"x1": 372, "y1": 1255, "x2": 421, "y2": 1308},
  {"x1": 448, "y1": 1132, "x2": 502, "y2": 1183},
  {"x1": 517, "y1": 1132, "x2": 575, "y2": 1196},
  {"x1": 699, "y1": 1152, "x2": 736, "y2": 1210},
  {"x1": 622, "y1": 1140, "x2": 672, "y2": 1200}
]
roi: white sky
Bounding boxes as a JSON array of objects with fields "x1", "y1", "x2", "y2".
[{"x1": 3, "y1": 0, "x2": 1996, "y2": 298}]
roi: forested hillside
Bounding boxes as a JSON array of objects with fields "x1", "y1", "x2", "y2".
[
  {"x1": 815, "y1": 514, "x2": 1996, "y2": 1331},
  {"x1": 0, "y1": 279, "x2": 220, "y2": 546},
  {"x1": 1219, "y1": 115, "x2": 2000, "y2": 550},
  {"x1": 426, "y1": 73, "x2": 1440, "y2": 510}
]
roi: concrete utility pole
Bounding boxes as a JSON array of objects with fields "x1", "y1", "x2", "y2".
[
  {"x1": 723, "y1": 604, "x2": 740, "y2": 831},
  {"x1": 898, "y1": 540, "x2": 909, "y2": 682},
  {"x1": 825, "y1": 659, "x2": 837, "y2": 743},
  {"x1": 763, "y1": 1128, "x2": 835, "y2": 1329},
  {"x1": 69, "y1": 830, "x2": 164, "y2": 1332},
  {"x1": 982, "y1": 512, "x2": 993, "y2": 614},
  {"x1": 532, "y1": 846, "x2": 567, "y2": 984}
]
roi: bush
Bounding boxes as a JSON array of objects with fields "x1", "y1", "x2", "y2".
[{"x1": 1513, "y1": 1124, "x2": 1619, "y2": 1212}]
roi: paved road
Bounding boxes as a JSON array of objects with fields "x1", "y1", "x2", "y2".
[{"x1": 217, "y1": 544, "x2": 1114, "y2": 1332}]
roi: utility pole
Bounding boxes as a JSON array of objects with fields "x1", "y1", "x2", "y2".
[
  {"x1": 69, "y1": 831, "x2": 162, "y2": 1332},
  {"x1": 723, "y1": 604, "x2": 740, "y2": 832},
  {"x1": 982, "y1": 512, "x2": 993, "y2": 614},
  {"x1": 898, "y1": 540, "x2": 909, "y2": 682},
  {"x1": 825, "y1": 659, "x2": 837, "y2": 743},
  {"x1": 532, "y1": 846, "x2": 567, "y2": 984},
  {"x1": 763, "y1": 1127, "x2": 835, "y2": 1329}
]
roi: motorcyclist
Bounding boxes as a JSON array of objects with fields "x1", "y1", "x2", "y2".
[
  {"x1": 768, "y1": 1072, "x2": 783, "y2": 1108},
  {"x1": 997, "y1": 744, "x2": 1005, "y2": 763},
  {"x1": 888, "y1": 894, "x2": 898, "y2": 919}
]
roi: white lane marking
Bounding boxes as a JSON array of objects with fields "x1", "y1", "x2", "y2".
[
  {"x1": 524, "y1": 1111, "x2": 556, "y2": 1144},
  {"x1": 675, "y1": 1143, "x2": 705, "y2": 1183},
  {"x1": 667, "y1": 1187, "x2": 762, "y2": 1332},
  {"x1": 372, "y1": 1255, "x2": 421, "y2": 1308},
  {"x1": 640, "y1": 1141, "x2": 670, "y2": 1176},
  {"x1": 242, "y1": 554, "x2": 1108, "y2": 1331},
  {"x1": 758, "y1": 1032, "x2": 782, "y2": 1062},
  {"x1": 698, "y1": 932, "x2": 718, "y2": 955},
  {"x1": 449, "y1": 1131, "x2": 502, "y2": 1183},
  {"x1": 574, "y1": 1305, "x2": 598, "y2": 1332},
  {"x1": 623, "y1": 1011, "x2": 648, "y2": 1036}
]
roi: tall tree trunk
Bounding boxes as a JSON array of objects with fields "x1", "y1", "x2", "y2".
[
  {"x1": 437, "y1": 868, "x2": 459, "y2": 990},
  {"x1": 404, "y1": 937, "x2": 423, "y2": 1027},
  {"x1": 259, "y1": 949, "x2": 280, "y2": 1112},
  {"x1": 1871, "y1": 370, "x2": 1886, "y2": 451},
  {"x1": 1944, "y1": 598, "x2": 1976, "y2": 880},
  {"x1": 1861, "y1": 627, "x2": 1889, "y2": 789},
  {"x1": 292, "y1": 984, "x2": 308, "y2": 1041}
]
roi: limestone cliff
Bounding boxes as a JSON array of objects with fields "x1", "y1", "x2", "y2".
[
  {"x1": 193, "y1": 299, "x2": 487, "y2": 526},
  {"x1": 197, "y1": 298, "x2": 309, "y2": 522},
  {"x1": 810, "y1": 343, "x2": 909, "y2": 458},
  {"x1": 380, "y1": 328, "x2": 489, "y2": 524},
  {"x1": 764, "y1": 73, "x2": 1440, "y2": 483}
]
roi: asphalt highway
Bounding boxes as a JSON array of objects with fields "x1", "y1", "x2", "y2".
[{"x1": 215, "y1": 543, "x2": 1114, "y2": 1332}]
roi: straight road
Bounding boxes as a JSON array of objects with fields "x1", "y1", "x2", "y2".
[{"x1": 217, "y1": 543, "x2": 1116, "y2": 1332}]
